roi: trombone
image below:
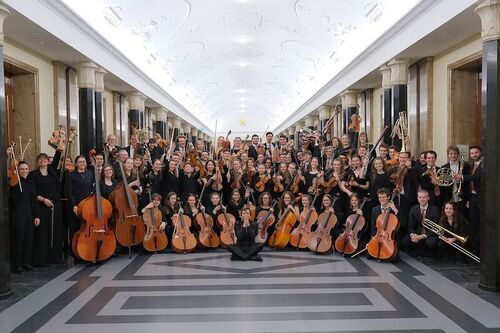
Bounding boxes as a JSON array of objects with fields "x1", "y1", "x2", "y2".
[{"x1": 422, "y1": 218, "x2": 480, "y2": 263}]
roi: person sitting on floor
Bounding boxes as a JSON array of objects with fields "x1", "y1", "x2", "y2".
[{"x1": 227, "y1": 207, "x2": 264, "y2": 262}]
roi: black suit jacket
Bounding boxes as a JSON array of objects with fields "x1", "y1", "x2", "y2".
[
  {"x1": 418, "y1": 165, "x2": 441, "y2": 206},
  {"x1": 248, "y1": 145, "x2": 258, "y2": 160},
  {"x1": 440, "y1": 161, "x2": 470, "y2": 203},
  {"x1": 407, "y1": 204, "x2": 440, "y2": 235},
  {"x1": 464, "y1": 161, "x2": 481, "y2": 204},
  {"x1": 389, "y1": 166, "x2": 419, "y2": 204},
  {"x1": 370, "y1": 205, "x2": 403, "y2": 236}
]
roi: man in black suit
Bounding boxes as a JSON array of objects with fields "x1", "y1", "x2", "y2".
[
  {"x1": 419, "y1": 150, "x2": 443, "y2": 209},
  {"x1": 401, "y1": 189, "x2": 440, "y2": 257},
  {"x1": 462, "y1": 145, "x2": 482, "y2": 252},
  {"x1": 124, "y1": 134, "x2": 144, "y2": 159},
  {"x1": 441, "y1": 146, "x2": 470, "y2": 214},
  {"x1": 247, "y1": 134, "x2": 260, "y2": 160}
]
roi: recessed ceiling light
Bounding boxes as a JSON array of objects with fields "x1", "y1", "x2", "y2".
[
  {"x1": 237, "y1": 89, "x2": 246, "y2": 94},
  {"x1": 237, "y1": 61, "x2": 251, "y2": 67},
  {"x1": 235, "y1": 35, "x2": 252, "y2": 44}
]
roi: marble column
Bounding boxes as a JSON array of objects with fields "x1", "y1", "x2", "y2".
[
  {"x1": 380, "y1": 66, "x2": 392, "y2": 145},
  {"x1": 388, "y1": 59, "x2": 409, "y2": 150},
  {"x1": 304, "y1": 115, "x2": 314, "y2": 131},
  {"x1": 318, "y1": 105, "x2": 331, "y2": 135},
  {"x1": 154, "y1": 108, "x2": 167, "y2": 139},
  {"x1": 191, "y1": 128, "x2": 198, "y2": 146},
  {"x1": 128, "y1": 92, "x2": 145, "y2": 135},
  {"x1": 77, "y1": 62, "x2": 99, "y2": 156},
  {"x1": 476, "y1": 0, "x2": 500, "y2": 291},
  {"x1": 0, "y1": 5, "x2": 12, "y2": 299},
  {"x1": 172, "y1": 118, "x2": 182, "y2": 139},
  {"x1": 342, "y1": 90, "x2": 358, "y2": 143},
  {"x1": 167, "y1": 121, "x2": 173, "y2": 142},
  {"x1": 295, "y1": 122, "x2": 303, "y2": 149},
  {"x1": 287, "y1": 127, "x2": 295, "y2": 142},
  {"x1": 94, "y1": 68, "x2": 106, "y2": 150}
]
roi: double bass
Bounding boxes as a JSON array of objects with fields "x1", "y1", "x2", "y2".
[
  {"x1": 195, "y1": 207, "x2": 220, "y2": 249},
  {"x1": 268, "y1": 196, "x2": 301, "y2": 249},
  {"x1": 110, "y1": 161, "x2": 145, "y2": 254},
  {"x1": 72, "y1": 164, "x2": 116, "y2": 263},
  {"x1": 217, "y1": 205, "x2": 237, "y2": 248},
  {"x1": 307, "y1": 197, "x2": 339, "y2": 254},
  {"x1": 254, "y1": 201, "x2": 277, "y2": 244},
  {"x1": 142, "y1": 189, "x2": 168, "y2": 253},
  {"x1": 289, "y1": 194, "x2": 319, "y2": 249},
  {"x1": 335, "y1": 198, "x2": 367, "y2": 256},
  {"x1": 366, "y1": 194, "x2": 399, "y2": 261},
  {"x1": 171, "y1": 207, "x2": 197, "y2": 253}
]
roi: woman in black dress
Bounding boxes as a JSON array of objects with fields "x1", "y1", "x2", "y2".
[
  {"x1": 10, "y1": 161, "x2": 39, "y2": 273},
  {"x1": 29, "y1": 151, "x2": 63, "y2": 266},
  {"x1": 368, "y1": 157, "x2": 393, "y2": 209},
  {"x1": 100, "y1": 164, "x2": 117, "y2": 200},
  {"x1": 437, "y1": 201, "x2": 468, "y2": 262}
]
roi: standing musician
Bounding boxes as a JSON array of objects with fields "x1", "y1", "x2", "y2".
[
  {"x1": 227, "y1": 207, "x2": 264, "y2": 261},
  {"x1": 100, "y1": 164, "x2": 117, "y2": 200},
  {"x1": 103, "y1": 134, "x2": 120, "y2": 165},
  {"x1": 419, "y1": 150, "x2": 443, "y2": 209},
  {"x1": 401, "y1": 189, "x2": 439, "y2": 257},
  {"x1": 368, "y1": 157, "x2": 393, "y2": 209},
  {"x1": 462, "y1": 145, "x2": 482, "y2": 252},
  {"x1": 179, "y1": 162, "x2": 199, "y2": 204},
  {"x1": 337, "y1": 134, "x2": 354, "y2": 158},
  {"x1": 9, "y1": 159, "x2": 39, "y2": 273},
  {"x1": 342, "y1": 155, "x2": 368, "y2": 199},
  {"x1": 124, "y1": 134, "x2": 141, "y2": 159},
  {"x1": 247, "y1": 134, "x2": 260, "y2": 160},
  {"x1": 378, "y1": 143, "x2": 390, "y2": 160},
  {"x1": 159, "y1": 159, "x2": 181, "y2": 200},
  {"x1": 441, "y1": 146, "x2": 469, "y2": 212}
]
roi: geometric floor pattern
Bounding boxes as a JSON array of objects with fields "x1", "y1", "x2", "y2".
[{"x1": 1, "y1": 249, "x2": 500, "y2": 333}]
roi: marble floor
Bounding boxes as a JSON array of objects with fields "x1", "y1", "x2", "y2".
[{"x1": 1, "y1": 249, "x2": 500, "y2": 333}]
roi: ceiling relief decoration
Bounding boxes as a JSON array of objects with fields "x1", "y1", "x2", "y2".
[{"x1": 62, "y1": 0, "x2": 420, "y2": 132}]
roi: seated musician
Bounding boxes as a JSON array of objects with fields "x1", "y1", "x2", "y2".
[
  {"x1": 141, "y1": 192, "x2": 167, "y2": 234},
  {"x1": 227, "y1": 207, "x2": 264, "y2": 262},
  {"x1": 437, "y1": 201, "x2": 468, "y2": 262},
  {"x1": 203, "y1": 192, "x2": 223, "y2": 233},
  {"x1": 402, "y1": 189, "x2": 439, "y2": 257}
]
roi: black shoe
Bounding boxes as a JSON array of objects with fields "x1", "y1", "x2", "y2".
[
  {"x1": 12, "y1": 267, "x2": 21, "y2": 274},
  {"x1": 252, "y1": 255, "x2": 263, "y2": 262},
  {"x1": 22, "y1": 265, "x2": 34, "y2": 271},
  {"x1": 230, "y1": 255, "x2": 238, "y2": 261}
]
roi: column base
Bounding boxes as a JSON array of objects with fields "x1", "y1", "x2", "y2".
[
  {"x1": 0, "y1": 288, "x2": 13, "y2": 299},
  {"x1": 479, "y1": 282, "x2": 500, "y2": 293}
]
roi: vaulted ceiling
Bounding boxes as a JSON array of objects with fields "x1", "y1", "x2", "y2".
[{"x1": 59, "y1": 0, "x2": 420, "y2": 133}]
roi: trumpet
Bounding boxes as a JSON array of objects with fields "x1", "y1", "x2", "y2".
[{"x1": 422, "y1": 218, "x2": 479, "y2": 263}]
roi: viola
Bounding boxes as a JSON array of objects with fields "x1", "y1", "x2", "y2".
[
  {"x1": 308, "y1": 175, "x2": 320, "y2": 194},
  {"x1": 142, "y1": 189, "x2": 168, "y2": 253},
  {"x1": 72, "y1": 162, "x2": 116, "y2": 263},
  {"x1": 290, "y1": 172, "x2": 302, "y2": 194},
  {"x1": 273, "y1": 174, "x2": 284, "y2": 193},
  {"x1": 320, "y1": 171, "x2": 338, "y2": 193},
  {"x1": 217, "y1": 206, "x2": 237, "y2": 248},
  {"x1": 187, "y1": 150, "x2": 206, "y2": 178},
  {"x1": 235, "y1": 134, "x2": 250, "y2": 158},
  {"x1": 111, "y1": 161, "x2": 145, "y2": 252},
  {"x1": 171, "y1": 207, "x2": 197, "y2": 253},
  {"x1": 289, "y1": 194, "x2": 319, "y2": 249},
  {"x1": 385, "y1": 152, "x2": 400, "y2": 169},
  {"x1": 255, "y1": 201, "x2": 277, "y2": 244},
  {"x1": 212, "y1": 165, "x2": 224, "y2": 191},
  {"x1": 391, "y1": 165, "x2": 408, "y2": 195},
  {"x1": 268, "y1": 195, "x2": 301, "y2": 249},
  {"x1": 230, "y1": 170, "x2": 242, "y2": 190},
  {"x1": 335, "y1": 198, "x2": 367, "y2": 255},
  {"x1": 222, "y1": 130, "x2": 232, "y2": 149},
  {"x1": 348, "y1": 114, "x2": 361, "y2": 133},
  {"x1": 308, "y1": 197, "x2": 339, "y2": 254},
  {"x1": 7, "y1": 143, "x2": 21, "y2": 189},
  {"x1": 48, "y1": 125, "x2": 65, "y2": 150},
  {"x1": 366, "y1": 196, "x2": 399, "y2": 261},
  {"x1": 255, "y1": 174, "x2": 270, "y2": 192},
  {"x1": 194, "y1": 208, "x2": 220, "y2": 249}
]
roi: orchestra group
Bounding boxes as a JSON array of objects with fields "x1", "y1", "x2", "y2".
[{"x1": 6, "y1": 113, "x2": 482, "y2": 273}]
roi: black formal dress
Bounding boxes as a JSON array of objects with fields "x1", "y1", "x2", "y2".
[
  {"x1": 227, "y1": 221, "x2": 264, "y2": 261},
  {"x1": 66, "y1": 170, "x2": 94, "y2": 246}
]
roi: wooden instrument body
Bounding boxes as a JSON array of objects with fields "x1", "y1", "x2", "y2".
[
  {"x1": 217, "y1": 211, "x2": 236, "y2": 248},
  {"x1": 113, "y1": 182, "x2": 145, "y2": 246},
  {"x1": 290, "y1": 208, "x2": 318, "y2": 248},
  {"x1": 171, "y1": 212, "x2": 197, "y2": 253},
  {"x1": 367, "y1": 211, "x2": 399, "y2": 260},
  {"x1": 268, "y1": 208, "x2": 297, "y2": 249},
  {"x1": 308, "y1": 210, "x2": 337, "y2": 254},
  {"x1": 255, "y1": 210, "x2": 275, "y2": 244},
  {"x1": 255, "y1": 174, "x2": 269, "y2": 192},
  {"x1": 195, "y1": 212, "x2": 220, "y2": 249},
  {"x1": 142, "y1": 206, "x2": 168, "y2": 253},
  {"x1": 73, "y1": 191, "x2": 116, "y2": 263},
  {"x1": 335, "y1": 213, "x2": 366, "y2": 255}
]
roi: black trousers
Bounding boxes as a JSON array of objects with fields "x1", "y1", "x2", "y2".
[
  {"x1": 228, "y1": 243, "x2": 264, "y2": 261},
  {"x1": 401, "y1": 234, "x2": 438, "y2": 256},
  {"x1": 467, "y1": 194, "x2": 480, "y2": 252},
  {"x1": 33, "y1": 202, "x2": 63, "y2": 265},
  {"x1": 11, "y1": 209, "x2": 34, "y2": 268}
]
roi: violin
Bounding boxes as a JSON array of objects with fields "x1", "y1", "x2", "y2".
[
  {"x1": 222, "y1": 130, "x2": 232, "y2": 150},
  {"x1": 289, "y1": 194, "x2": 319, "y2": 249},
  {"x1": 335, "y1": 198, "x2": 367, "y2": 255},
  {"x1": 268, "y1": 195, "x2": 301, "y2": 249},
  {"x1": 308, "y1": 174, "x2": 320, "y2": 194},
  {"x1": 194, "y1": 207, "x2": 220, "y2": 249},
  {"x1": 110, "y1": 161, "x2": 145, "y2": 252},
  {"x1": 308, "y1": 197, "x2": 339, "y2": 254},
  {"x1": 72, "y1": 161, "x2": 116, "y2": 263},
  {"x1": 366, "y1": 194, "x2": 400, "y2": 261},
  {"x1": 230, "y1": 170, "x2": 242, "y2": 190},
  {"x1": 171, "y1": 207, "x2": 197, "y2": 253},
  {"x1": 187, "y1": 149, "x2": 206, "y2": 178},
  {"x1": 255, "y1": 173, "x2": 270, "y2": 192},
  {"x1": 59, "y1": 127, "x2": 77, "y2": 184},
  {"x1": 142, "y1": 189, "x2": 168, "y2": 253},
  {"x1": 48, "y1": 125, "x2": 65, "y2": 151},
  {"x1": 391, "y1": 165, "x2": 408, "y2": 195},
  {"x1": 7, "y1": 143, "x2": 21, "y2": 190},
  {"x1": 320, "y1": 171, "x2": 338, "y2": 193},
  {"x1": 348, "y1": 114, "x2": 361, "y2": 133},
  {"x1": 385, "y1": 152, "x2": 400, "y2": 169},
  {"x1": 217, "y1": 206, "x2": 237, "y2": 248},
  {"x1": 235, "y1": 134, "x2": 250, "y2": 158},
  {"x1": 273, "y1": 170, "x2": 284, "y2": 193},
  {"x1": 255, "y1": 201, "x2": 277, "y2": 244},
  {"x1": 290, "y1": 172, "x2": 302, "y2": 194},
  {"x1": 212, "y1": 164, "x2": 224, "y2": 191},
  {"x1": 243, "y1": 195, "x2": 257, "y2": 222}
]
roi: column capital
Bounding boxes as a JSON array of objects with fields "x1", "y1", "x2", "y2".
[
  {"x1": 387, "y1": 59, "x2": 409, "y2": 85},
  {"x1": 341, "y1": 90, "x2": 358, "y2": 107},
  {"x1": 475, "y1": 0, "x2": 500, "y2": 42},
  {"x1": 287, "y1": 127, "x2": 295, "y2": 136},
  {"x1": 153, "y1": 107, "x2": 167, "y2": 122},
  {"x1": 379, "y1": 65, "x2": 392, "y2": 89},
  {"x1": 304, "y1": 115, "x2": 315, "y2": 127},
  {"x1": 95, "y1": 68, "x2": 106, "y2": 92},
  {"x1": 295, "y1": 122, "x2": 303, "y2": 132},
  {"x1": 77, "y1": 62, "x2": 99, "y2": 89},
  {"x1": 0, "y1": 6, "x2": 10, "y2": 46},
  {"x1": 318, "y1": 105, "x2": 331, "y2": 120},
  {"x1": 127, "y1": 92, "x2": 145, "y2": 110},
  {"x1": 172, "y1": 117, "x2": 182, "y2": 129},
  {"x1": 191, "y1": 128, "x2": 198, "y2": 137}
]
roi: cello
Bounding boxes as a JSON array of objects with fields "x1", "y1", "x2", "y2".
[
  {"x1": 72, "y1": 163, "x2": 116, "y2": 263},
  {"x1": 142, "y1": 189, "x2": 168, "y2": 253},
  {"x1": 289, "y1": 194, "x2": 319, "y2": 249},
  {"x1": 307, "y1": 197, "x2": 339, "y2": 254},
  {"x1": 335, "y1": 198, "x2": 368, "y2": 256},
  {"x1": 171, "y1": 207, "x2": 197, "y2": 253},
  {"x1": 268, "y1": 195, "x2": 301, "y2": 249},
  {"x1": 217, "y1": 205, "x2": 237, "y2": 248},
  {"x1": 112, "y1": 161, "x2": 145, "y2": 255},
  {"x1": 255, "y1": 201, "x2": 277, "y2": 244},
  {"x1": 194, "y1": 207, "x2": 220, "y2": 249},
  {"x1": 366, "y1": 193, "x2": 399, "y2": 261}
]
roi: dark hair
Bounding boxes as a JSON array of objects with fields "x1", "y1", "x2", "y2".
[
  {"x1": 36, "y1": 153, "x2": 50, "y2": 161},
  {"x1": 425, "y1": 150, "x2": 437, "y2": 159},
  {"x1": 470, "y1": 145, "x2": 481, "y2": 152},
  {"x1": 152, "y1": 193, "x2": 162, "y2": 201},
  {"x1": 252, "y1": 134, "x2": 259, "y2": 139},
  {"x1": 74, "y1": 155, "x2": 87, "y2": 164},
  {"x1": 439, "y1": 201, "x2": 459, "y2": 229},
  {"x1": 18, "y1": 161, "x2": 29, "y2": 168},
  {"x1": 447, "y1": 146, "x2": 459, "y2": 154},
  {"x1": 258, "y1": 192, "x2": 272, "y2": 206},
  {"x1": 376, "y1": 188, "x2": 391, "y2": 197},
  {"x1": 279, "y1": 134, "x2": 287, "y2": 139},
  {"x1": 389, "y1": 145, "x2": 399, "y2": 151},
  {"x1": 265, "y1": 132, "x2": 273, "y2": 137},
  {"x1": 379, "y1": 143, "x2": 388, "y2": 150}
]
